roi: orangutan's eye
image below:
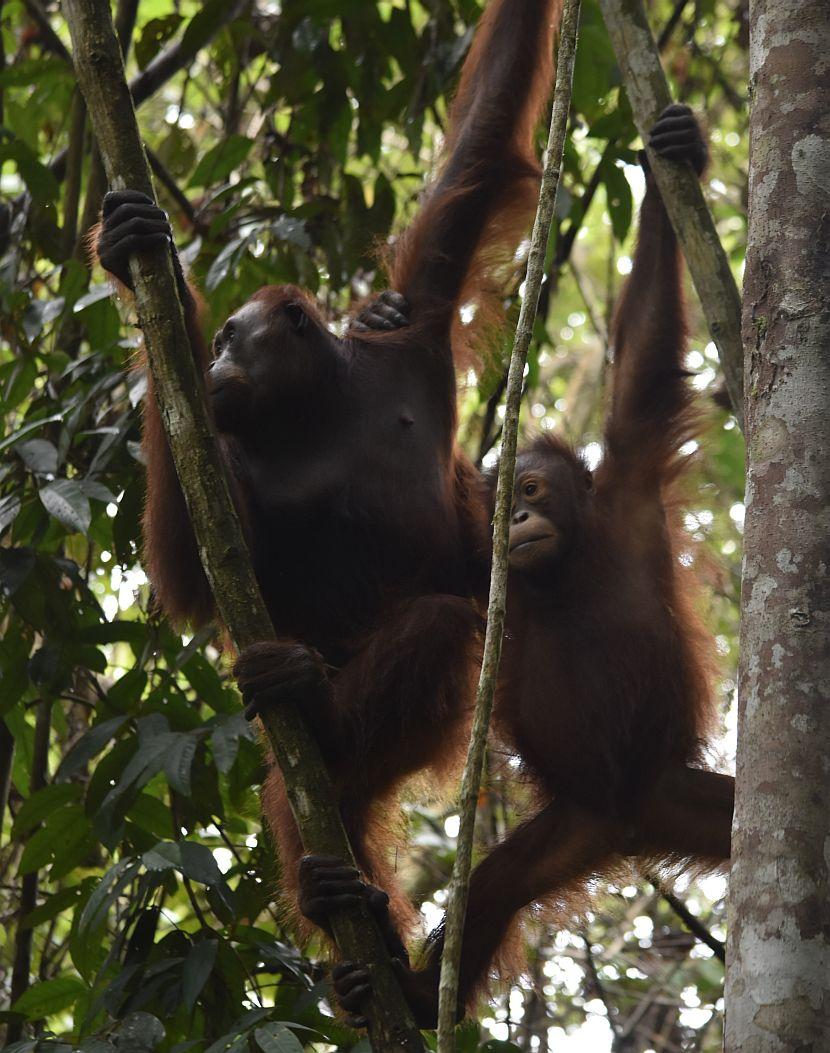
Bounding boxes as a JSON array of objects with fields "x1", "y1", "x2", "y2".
[{"x1": 523, "y1": 481, "x2": 538, "y2": 497}]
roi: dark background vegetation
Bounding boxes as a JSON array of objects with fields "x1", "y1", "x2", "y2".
[{"x1": 0, "y1": 0, "x2": 747, "y2": 1049}]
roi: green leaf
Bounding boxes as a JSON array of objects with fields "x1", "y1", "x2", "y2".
[
  {"x1": 135, "y1": 14, "x2": 183, "y2": 69},
  {"x1": 182, "y1": 652, "x2": 233, "y2": 712},
  {"x1": 0, "y1": 494, "x2": 21, "y2": 535},
  {"x1": 39, "y1": 478, "x2": 91, "y2": 534},
  {"x1": 270, "y1": 215, "x2": 312, "y2": 252},
  {"x1": 78, "y1": 859, "x2": 139, "y2": 935},
  {"x1": 12, "y1": 783, "x2": 82, "y2": 837},
  {"x1": 113, "y1": 1012, "x2": 165, "y2": 1050},
  {"x1": 99, "y1": 732, "x2": 175, "y2": 816},
  {"x1": 254, "y1": 1024, "x2": 305, "y2": 1053},
  {"x1": 0, "y1": 414, "x2": 63, "y2": 455},
  {"x1": 12, "y1": 975, "x2": 86, "y2": 1018},
  {"x1": 182, "y1": 939, "x2": 218, "y2": 1011},
  {"x1": 17, "y1": 804, "x2": 91, "y2": 875},
  {"x1": 180, "y1": 841, "x2": 225, "y2": 886},
  {"x1": 73, "y1": 283, "x2": 114, "y2": 312},
  {"x1": 163, "y1": 733, "x2": 198, "y2": 795},
  {"x1": 142, "y1": 841, "x2": 182, "y2": 873},
  {"x1": 127, "y1": 792, "x2": 172, "y2": 840},
  {"x1": 604, "y1": 162, "x2": 633, "y2": 243},
  {"x1": 0, "y1": 547, "x2": 35, "y2": 597},
  {"x1": 56, "y1": 716, "x2": 129, "y2": 781},
  {"x1": 0, "y1": 137, "x2": 59, "y2": 203},
  {"x1": 20, "y1": 886, "x2": 82, "y2": 930},
  {"x1": 15, "y1": 438, "x2": 58, "y2": 475},
  {"x1": 106, "y1": 667, "x2": 148, "y2": 710},
  {"x1": 210, "y1": 714, "x2": 249, "y2": 774},
  {"x1": 180, "y1": 0, "x2": 235, "y2": 56},
  {"x1": 189, "y1": 136, "x2": 254, "y2": 189}
]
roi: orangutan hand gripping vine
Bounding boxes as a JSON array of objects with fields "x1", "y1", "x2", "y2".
[
  {"x1": 318, "y1": 106, "x2": 736, "y2": 1029},
  {"x1": 96, "y1": 0, "x2": 564, "y2": 944}
]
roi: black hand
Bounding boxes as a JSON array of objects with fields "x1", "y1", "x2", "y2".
[
  {"x1": 98, "y1": 189, "x2": 187, "y2": 294},
  {"x1": 332, "y1": 961, "x2": 372, "y2": 1029},
  {"x1": 352, "y1": 290, "x2": 411, "y2": 332},
  {"x1": 640, "y1": 104, "x2": 708, "y2": 177},
  {"x1": 233, "y1": 641, "x2": 330, "y2": 721}
]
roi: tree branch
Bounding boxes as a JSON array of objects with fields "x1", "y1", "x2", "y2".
[
  {"x1": 6, "y1": 699, "x2": 51, "y2": 1043},
  {"x1": 436, "y1": 0, "x2": 582, "y2": 1044},
  {"x1": 645, "y1": 873, "x2": 725, "y2": 962},
  {"x1": 63, "y1": 2, "x2": 423, "y2": 1049},
  {"x1": 597, "y1": 0, "x2": 744, "y2": 427}
]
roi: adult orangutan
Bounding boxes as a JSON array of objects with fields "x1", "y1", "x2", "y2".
[{"x1": 97, "y1": 0, "x2": 563, "y2": 939}]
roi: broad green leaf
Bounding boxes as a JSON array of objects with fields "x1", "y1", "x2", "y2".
[
  {"x1": 163, "y1": 733, "x2": 198, "y2": 795},
  {"x1": 77, "y1": 858, "x2": 139, "y2": 935},
  {"x1": 17, "y1": 804, "x2": 91, "y2": 875},
  {"x1": 254, "y1": 1024, "x2": 304, "y2": 1053},
  {"x1": 12, "y1": 975, "x2": 86, "y2": 1018},
  {"x1": 180, "y1": 841, "x2": 225, "y2": 886},
  {"x1": 15, "y1": 438, "x2": 58, "y2": 475},
  {"x1": 12, "y1": 783, "x2": 82, "y2": 837},
  {"x1": 0, "y1": 137, "x2": 59, "y2": 203},
  {"x1": 142, "y1": 841, "x2": 182, "y2": 873},
  {"x1": 56, "y1": 716, "x2": 129, "y2": 781},
  {"x1": 0, "y1": 494, "x2": 21, "y2": 534},
  {"x1": 20, "y1": 885, "x2": 82, "y2": 930},
  {"x1": 604, "y1": 161, "x2": 634, "y2": 243},
  {"x1": 189, "y1": 136, "x2": 254, "y2": 189},
  {"x1": 39, "y1": 478, "x2": 91, "y2": 535},
  {"x1": 182, "y1": 939, "x2": 218, "y2": 1011}
]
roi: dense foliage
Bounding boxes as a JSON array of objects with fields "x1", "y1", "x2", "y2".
[{"x1": 0, "y1": 0, "x2": 747, "y2": 1049}]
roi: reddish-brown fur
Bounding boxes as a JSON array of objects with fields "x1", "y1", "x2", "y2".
[
  {"x1": 96, "y1": 0, "x2": 563, "y2": 941},
  {"x1": 384, "y1": 115, "x2": 735, "y2": 1027}
]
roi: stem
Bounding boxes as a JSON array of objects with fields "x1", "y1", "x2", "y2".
[
  {"x1": 645, "y1": 872, "x2": 726, "y2": 962},
  {"x1": 435, "y1": 0, "x2": 582, "y2": 1044},
  {"x1": 597, "y1": 0, "x2": 744, "y2": 427},
  {"x1": 0, "y1": 718, "x2": 14, "y2": 846},
  {"x1": 7, "y1": 700, "x2": 51, "y2": 1043},
  {"x1": 63, "y1": 2, "x2": 423, "y2": 1049},
  {"x1": 62, "y1": 88, "x2": 87, "y2": 259}
]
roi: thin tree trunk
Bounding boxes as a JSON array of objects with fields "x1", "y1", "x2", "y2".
[
  {"x1": 725, "y1": 1, "x2": 830, "y2": 1049},
  {"x1": 6, "y1": 700, "x2": 51, "y2": 1044},
  {"x1": 436, "y1": 0, "x2": 581, "y2": 1043},
  {"x1": 63, "y1": 1, "x2": 423, "y2": 1048},
  {"x1": 598, "y1": 0, "x2": 745, "y2": 428}
]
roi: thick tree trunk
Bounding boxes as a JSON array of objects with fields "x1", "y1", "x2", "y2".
[{"x1": 725, "y1": 2, "x2": 830, "y2": 1050}]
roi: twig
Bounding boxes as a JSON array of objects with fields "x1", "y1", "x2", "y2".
[
  {"x1": 23, "y1": 0, "x2": 71, "y2": 61},
  {"x1": 435, "y1": 1, "x2": 582, "y2": 1045},
  {"x1": 645, "y1": 873, "x2": 726, "y2": 962},
  {"x1": 6, "y1": 700, "x2": 51, "y2": 1043},
  {"x1": 581, "y1": 932, "x2": 621, "y2": 1036},
  {"x1": 656, "y1": 0, "x2": 691, "y2": 51},
  {"x1": 62, "y1": 88, "x2": 87, "y2": 258},
  {"x1": 597, "y1": 0, "x2": 744, "y2": 427},
  {"x1": 63, "y1": 2, "x2": 423, "y2": 1048},
  {"x1": 46, "y1": 0, "x2": 247, "y2": 184},
  {"x1": 0, "y1": 0, "x2": 6, "y2": 125},
  {"x1": 128, "y1": 0, "x2": 249, "y2": 109},
  {"x1": 113, "y1": 0, "x2": 139, "y2": 58},
  {"x1": 0, "y1": 719, "x2": 14, "y2": 845},
  {"x1": 148, "y1": 149, "x2": 203, "y2": 232}
]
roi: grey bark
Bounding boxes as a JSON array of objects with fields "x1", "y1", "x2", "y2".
[
  {"x1": 436, "y1": 0, "x2": 581, "y2": 1045},
  {"x1": 725, "y1": 1, "x2": 830, "y2": 1050},
  {"x1": 63, "y1": 1, "x2": 423, "y2": 1047}
]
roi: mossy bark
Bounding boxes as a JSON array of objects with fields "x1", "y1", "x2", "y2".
[{"x1": 64, "y1": 1, "x2": 424, "y2": 1047}]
